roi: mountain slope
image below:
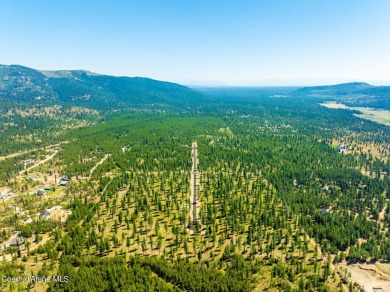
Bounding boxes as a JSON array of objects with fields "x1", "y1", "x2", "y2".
[
  {"x1": 0, "y1": 64, "x2": 203, "y2": 108},
  {"x1": 296, "y1": 82, "x2": 374, "y2": 94},
  {"x1": 0, "y1": 65, "x2": 57, "y2": 100},
  {"x1": 295, "y1": 82, "x2": 390, "y2": 109}
]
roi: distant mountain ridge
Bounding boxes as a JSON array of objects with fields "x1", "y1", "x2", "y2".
[
  {"x1": 0, "y1": 64, "x2": 203, "y2": 109},
  {"x1": 2, "y1": 65, "x2": 389, "y2": 110},
  {"x1": 297, "y1": 82, "x2": 373, "y2": 93},
  {"x1": 295, "y1": 82, "x2": 390, "y2": 109}
]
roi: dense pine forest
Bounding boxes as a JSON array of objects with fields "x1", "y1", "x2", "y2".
[{"x1": 0, "y1": 83, "x2": 389, "y2": 291}]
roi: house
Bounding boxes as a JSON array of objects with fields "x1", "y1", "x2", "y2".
[
  {"x1": 36, "y1": 190, "x2": 46, "y2": 196},
  {"x1": 39, "y1": 210, "x2": 51, "y2": 219},
  {"x1": 320, "y1": 207, "x2": 328, "y2": 215},
  {"x1": 59, "y1": 176, "x2": 70, "y2": 185},
  {"x1": 53, "y1": 147, "x2": 62, "y2": 151},
  {"x1": 60, "y1": 176, "x2": 69, "y2": 182},
  {"x1": 0, "y1": 194, "x2": 7, "y2": 200},
  {"x1": 58, "y1": 180, "x2": 68, "y2": 186},
  {"x1": 27, "y1": 176, "x2": 37, "y2": 181},
  {"x1": 122, "y1": 144, "x2": 131, "y2": 152},
  {"x1": 11, "y1": 237, "x2": 25, "y2": 246},
  {"x1": 336, "y1": 144, "x2": 347, "y2": 153}
]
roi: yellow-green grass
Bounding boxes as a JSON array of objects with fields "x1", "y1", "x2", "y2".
[{"x1": 321, "y1": 102, "x2": 390, "y2": 126}]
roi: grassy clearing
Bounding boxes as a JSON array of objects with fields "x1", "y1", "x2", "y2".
[{"x1": 321, "y1": 102, "x2": 390, "y2": 126}]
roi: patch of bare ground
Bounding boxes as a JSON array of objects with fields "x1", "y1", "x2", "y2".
[
  {"x1": 46, "y1": 205, "x2": 71, "y2": 223},
  {"x1": 340, "y1": 262, "x2": 390, "y2": 292},
  {"x1": 219, "y1": 127, "x2": 234, "y2": 136},
  {"x1": 11, "y1": 105, "x2": 98, "y2": 119},
  {"x1": 320, "y1": 102, "x2": 349, "y2": 109}
]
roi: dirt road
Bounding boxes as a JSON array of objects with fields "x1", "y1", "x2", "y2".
[
  {"x1": 89, "y1": 154, "x2": 111, "y2": 179},
  {"x1": 190, "y1": 142, "x2": 201, "y2": 230},
  {"x1": 18, "y1": 152, "x2": 57, "y2": 175}
]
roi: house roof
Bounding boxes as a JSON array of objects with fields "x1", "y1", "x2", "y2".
[
  {"x1": 40, "y1": 210, "x2": 51, "y2": 217},
  {"x1": 11, "y1": 237, "x2": 25, "y2": 245}
]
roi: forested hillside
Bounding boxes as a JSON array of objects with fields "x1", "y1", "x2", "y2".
[
  {"x1": 295, "y1": 82, "x2": 390, "y2": 109},
  {"x1": 0, "y1": 64, "x2": 203, "y2": 109},
  {"x1": 0, "y1": 64, "x2": 206, "y2": 157},
  {"x1": 0, "y1": 79, "x2": 389, "y2": 291}
]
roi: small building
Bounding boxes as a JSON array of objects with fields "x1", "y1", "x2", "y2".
[
  {"x1": 122, "y1": 144, "x2": 131, "y2": 152},
  {"x1": 11, "y1": 237, "x2": 25, "y2": 246},
  {"x1": 320, "y1": 207, "x2": 328, "y2": 215},
  {"x1": 27, "y1": 176, "x2": 37, "y2": 181},
  {"x1": 0, "y1": 194, "x2": 7, "y2": 200},
  {"x1": 53, "y1": 147, "x2": 62, "y2": 151},
  {"x1": 44, "y1": 187, "x2": 53, "y2": 191},
  {"x1": 36, "y1": 190, "x2": 46, "y2": 196},
  {"x1": 39, "y1": 210, "x2": 51, "y2": 219},
  {"x1": 336, "y1": 144, "x2": 347, "y2": 153},
  {"x1": 60, "y1": 176, "x2": 69, "y2": 182},
  {"x1": 58, "y1": 180, "x2": 68, "y2": 186}
]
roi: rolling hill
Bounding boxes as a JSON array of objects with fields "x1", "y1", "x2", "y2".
[
  {"x1": 0, "y1": 64, "x2": 203, "y2": 109},
  {"x1": 295, "y1": 82, "x2": 390, "y2": 109}
]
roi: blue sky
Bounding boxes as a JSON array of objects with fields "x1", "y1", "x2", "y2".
[{"x1": 1, "y1": 0, "x2": 390, "y2": 85}]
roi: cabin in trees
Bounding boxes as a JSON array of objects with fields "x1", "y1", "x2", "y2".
[
  {"x1": 11, "y1": 236, "x2": 25, "y2": 246},
  {"x1": 320, "y1": 207, "x2": 328, "y2": 215},
  {"x1": 39, "y1": 210, "x2": 51, "y2": 219},
  {"x1": 336, "y1": 144, "x2": 347, "y2": 153},
  {"x1": 122, "y1": 144, "x2": 131, "y2": 152},
  {"x1": 59, "y1": 176, "x2": 70, "y2": 186},
  {"x1": 37, "y1": 190, "x2": 46, "y2": 196}
]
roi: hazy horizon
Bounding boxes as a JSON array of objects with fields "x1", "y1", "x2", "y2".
[{"x1": 2, "y1": 62, "x2": 390, "y2": 88}]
